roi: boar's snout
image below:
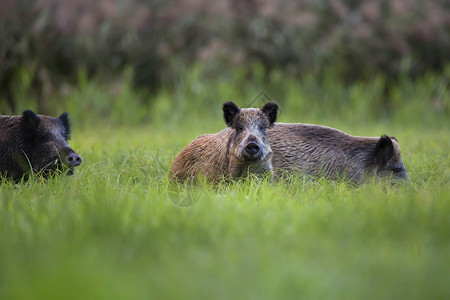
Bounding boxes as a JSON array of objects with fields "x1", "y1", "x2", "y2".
[
  {"x1": 245, "y1": 142, "x2": 260, "y2": 156},
  {"x1": 65, "y1": 151, "x2": 82, "y2": 167}
]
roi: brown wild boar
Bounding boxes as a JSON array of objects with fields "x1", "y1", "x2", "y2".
[
  {"x1": 0, "y1": 110, "x2": 82, "y2": 181},
  {"x1": 269, "y1": 123, "x2": 410, "y2": 184},
  {"x1": 170, "y1": 101, "x2": 278, "y2": 182}
]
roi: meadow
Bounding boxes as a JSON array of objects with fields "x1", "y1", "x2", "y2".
[{"x1": 0, "y1": 70, "x2": 449, "y2": 299}]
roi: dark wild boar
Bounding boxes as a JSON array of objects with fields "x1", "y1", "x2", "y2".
[
  {"x1": 0, "y1": 110, "x2": 82, "y2": 181},
  {"x1": 269, "y1": 123, "x2": 410, "y2": 184},
  {"x1": 170, "y1": 101, "x2": 278, "y2": 182}
]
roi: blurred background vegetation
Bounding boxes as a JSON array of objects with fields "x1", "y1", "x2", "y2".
[{"x1": 0, "y1": 0, "x2": 448, "y2": 127}]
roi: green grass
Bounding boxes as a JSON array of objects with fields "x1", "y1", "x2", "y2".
[
  {"x1": 0, "y1": 118, "x2": 449, "y2": 299},
  {"x1": 0, "y1": 67, "x2": 449, "y2": 299}
]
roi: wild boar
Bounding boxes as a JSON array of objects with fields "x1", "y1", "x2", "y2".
[
  {"x1": 0, "y1": 110, "x2": 82, "y2": 181},
  {"x1": 170, "y1": 101, "x2": 278, "y2": 182},
  {"x1": 269, "y1": 123, "x2": 410, "y2": 184}
]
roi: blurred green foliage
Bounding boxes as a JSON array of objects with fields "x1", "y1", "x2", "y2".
[
  {"x1": 1, "y1": 63, "x2": 447, "y2": 130},
  {"x1": 0, "y1": 0, "x2": 449, "y2": 115}
]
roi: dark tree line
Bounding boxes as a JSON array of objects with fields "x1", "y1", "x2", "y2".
[{"x1": 1, "y1": 0, "x2": 449, "y2": 112}]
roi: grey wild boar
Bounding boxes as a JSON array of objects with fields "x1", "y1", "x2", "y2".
[
  {"x1": 170, "y1": 101, "x2": 278, "y2": 182},
  {"x1": 0, "y1": 110, "x2": 82, "y2": 181},
  {"x1": 269, "y1": 123, "x2": 410, "y2": 184}
]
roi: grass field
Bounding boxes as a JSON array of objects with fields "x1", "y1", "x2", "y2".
[{"x1": 0, "y1": 74, "x2": 449, "y2": 299}]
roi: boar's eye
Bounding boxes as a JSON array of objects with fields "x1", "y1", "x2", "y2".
[
  {"x1": 40, "y1": 134, "x2": 51, "y2": 143},
  {"x1": 236, "y1": 126, "x2": 243, "y2": 133},
  {"x1": 392, "y1": 167, "x2": 404, "y2": 174}
]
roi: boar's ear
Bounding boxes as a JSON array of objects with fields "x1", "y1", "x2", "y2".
[
  {"x1": 390, "y1": 136, "x2": 398, "y2": 142},
  {"x1": 59, "y1": 112, "x2": 71, "y2": 139},
  {"x1": 59, "y1": 112, "x2": 71, "y2": 131},
  {"x1": 375, "y1": 135, "x2": 394, "y2": 166},
  {"x1": 22, "y1": 110, "x2": 41, "y2": 131},
  {"x1": 261, "y1": 102, "x2": 278, "y2": 126},
  {"x1": 223, "y1": 101, "x2": 240, "y2": 127}
]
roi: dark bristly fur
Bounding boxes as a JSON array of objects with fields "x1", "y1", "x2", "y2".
[
  {"x1": 268, "y1": 123, "x2": 410, "y2": 184},
  {"x1": 0, "y1": 110, "x2": 82, "y2": 181},
  {"x1": 170, "y1": 101, "x2": 278, "y2": 183}
]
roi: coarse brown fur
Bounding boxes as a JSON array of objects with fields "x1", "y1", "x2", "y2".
[
  {"x1": 0, "y1": 110, "x2": 82, "y2": 181},
  {"x1": 170, "y1": 102, "x2": 278, "y2": 183},
  {"x1": 269, "y1": 123, "x2": 410, "y2": 184}
]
